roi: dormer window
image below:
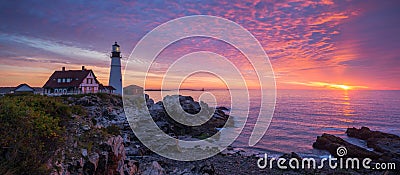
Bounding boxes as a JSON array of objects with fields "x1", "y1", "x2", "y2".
[{"x1": 87, "y1": 78, "x2": 93, "y2": 84}]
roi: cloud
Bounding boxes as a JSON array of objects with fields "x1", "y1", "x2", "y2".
[
  {"x1": 285, "y1": 81, "x2": 368, "y2": 90},
  {"x1": 0, "y1": 33, "x2": 108, "y2": 61},
  {"x1": 0, "y1": 0, "x2": 398, "y2": 89}
]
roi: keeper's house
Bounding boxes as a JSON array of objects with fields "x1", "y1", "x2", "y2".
[{"x1": 43, "y1": 66, "x2": 114, "y2": 96}]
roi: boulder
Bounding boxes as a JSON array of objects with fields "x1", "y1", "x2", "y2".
[
  {"x1": 313, "y1": 133, "x2": 380, "y2": 159},
  {"x1": 88, "y1": 153, "x2": 100, "y2": 170},
  {"x1": 124, "y1": 159, "x2": 139, "y2": 175},
  {"x1": 216, "y1": 106, "x2": 229, "y2": 111},
  {"x1": 346, "y1": 127, "x2": 400, "y2": 163},
  {"x1": 346, "y1": 127, "x2": 400, "y2": 140},
  {"x1": 144, "y1": 95, "x2": 233, "y2": 139},
  {"x1": 279, "y1": 152, "x2": 302, "y2": 160},
  {"x1": 199, "y1": 162, "x2": 215, "y2": 175},
  {"x1": 81, "y1": 148, "x2": 88, "y2": 157},
  {"x1": 82, "y1": 161, "x2": 96, "y2": 175},
  {"x1": 142, "y1": 161, "x2": 165, "y2": 175},
  {"x1": 81, "y1": 125, "x2": 91, "y2": 131},
  {"x1": 125, "y1": 147, "x2": 140, "y2": 156}
]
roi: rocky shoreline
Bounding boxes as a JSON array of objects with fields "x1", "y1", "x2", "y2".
[{"x1": 45, "y1": 94, "x2": 398, "y2": 175}]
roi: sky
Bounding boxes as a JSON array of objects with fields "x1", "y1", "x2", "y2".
[{"x1": 0, "y1": 0, "x2": 399, "y2": 90}]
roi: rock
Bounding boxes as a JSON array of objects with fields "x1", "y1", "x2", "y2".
[
  {"x1": 279, "y1": 152, "x2": 302, "y2": 160},
  {"x1": 142, "y1": 161, "x2": 166, "y2": 175},
  {"x1": 145, "y1": 94, "x2": 155, "y2": 108},
  {"x1": 277, "y1": 152, "x2": 303, "y2": 170},
  {"x1": 346, "y1": 127, "x2": 400, "y2": 140},
  {"x1": 346, "y1": 127, "x2": 400, "y2": 163},
  {"x1": 144, "y1": 94, "x2": 233, "y2": 139},
  {"x1": 199, "y1": 162, "x2": 215, "y2": 175},
  {"x1": 313, "y1": 133, "x2": 380, "y2": 159},
  {"x1": 107, "y1": 135, "x2": 126, "y2": 174},
  {"x1": 83, "y1": 161, "x2": 95, "y2": 175},
  {"x1": 125, "y1": 146, "x2": 140, "y2": 156},
  {"x1": 76, "y1": 96, "x2": 99, "y2": 106},
  {"x1": 124, "y1": 159, "x2": 139, "y2": 175},
  {"x1": 89, "y1": 153, "x2": 99, "y2": 170},
  {"x1": 81, "y1": 148, "x2": 88, "y2": 157},
  {"x1": 155, "y1": 101, "x2": 163, "y2": 106},
  {"x1": 217, "y1": 106, "x2": 229, "y2": 111},
  {"x1": 71, "y1": 114, "x2": 79, "y2": 119},
  {"x1": 81, "y1": 124, "x2": 91, "y2": 131},
  {"x1": 50, "y1": 93, "x2": 237, "y2": 174},
  {"x1": 108, "y1": 135, "x2": 125, "y2": 157},
  {"x1": 314, "y1": 128, "x2": 400, "y2": 171},
  {"x1": 150, "y1": 103, "x2": 163, "y2": 111},
  {"x1": 123, "y1": 133, "x2": 131, "y2": 145}
]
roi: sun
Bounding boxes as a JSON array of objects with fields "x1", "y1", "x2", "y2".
[
  {"x1": 337, "y1": 85, "x2": 351, "y2": 90},
  {"x1": 326, "y1": 84, "x2": 353, "y2": 90}
]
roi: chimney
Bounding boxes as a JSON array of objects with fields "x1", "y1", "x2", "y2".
[
  {"x1": 82, "y1": 66, "x2": 85, "y2": 70},
  {"x1": 62, "y1": 67, "x2": 65, "y2": 71}
]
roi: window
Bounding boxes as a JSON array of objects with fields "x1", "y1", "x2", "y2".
[
  {"x1": 62, "y1": 78, "x2": 66, "y2": 83},
  {"x1": 87, "y1": 78, "x2": 93, "y2": 84},
  {"x1": 57, "y1": 79, "x2": 61, "y2": 83}
]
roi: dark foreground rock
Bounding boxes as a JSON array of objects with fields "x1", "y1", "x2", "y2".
[
  {"x1": 45, "y1": 94, "x2": 399, "y2": 174},
  {"x1": 145, "y1": 94, "x2": 234, "y2": 139},
  {"x1": 313, "y1": 127, "x2": 399, "y2": 172},
  {"x1": 346, "y1": 127, "x2": 400, "y2": 164},
  {"x1": 50, "y1": 93, "x2": 236, "y2": 175},
  {"x1": 313, "y1": 133, "x2": 380, "y2": 159}
]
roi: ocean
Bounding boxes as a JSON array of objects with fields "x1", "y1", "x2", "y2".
[{"x1": 145, "y1": 89, "x2": 400, "y2": 158}]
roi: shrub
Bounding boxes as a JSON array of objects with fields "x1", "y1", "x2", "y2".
[
  {"x1": 105, "y1": 124, "x2": 120, "y2": 136},
  {"x1": 0, "y1": 95, "x2": 69, "y2": 174}
]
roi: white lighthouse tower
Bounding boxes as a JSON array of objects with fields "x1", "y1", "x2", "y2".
[{"x1": 109, "y1": 42, "x2": 122, "y2": 95}]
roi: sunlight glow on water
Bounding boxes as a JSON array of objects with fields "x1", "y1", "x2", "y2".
[{"x1": 145, "y1": 89, "x2": 400, "y2": 157}]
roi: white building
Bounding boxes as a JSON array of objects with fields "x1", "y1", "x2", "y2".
[
  {"x1": 42, "y1": 66, "x2": 111, "y2": 95},
  {"x1": 0, "y1": 83, "x2": 41, "y2": 95},
  {"x1": 42, "y1": 42, "x2": 122, "y2": 96},
  {"x1": 109, "y1": 42, "x2": 122, "y2": 95}
]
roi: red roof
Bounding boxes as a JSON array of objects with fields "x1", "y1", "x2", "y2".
[{"x1": 43, "y1": 69, "x2": 98, "y2": 88}]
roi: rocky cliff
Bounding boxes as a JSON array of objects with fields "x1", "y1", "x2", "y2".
[
  {"x1": 2, "y1": 94, "x2": 398, "y2": 174},
  {"x1": 48, "y1": 93, "x2": 232, "y2": 175}
]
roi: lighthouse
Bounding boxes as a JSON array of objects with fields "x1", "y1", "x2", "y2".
[{"x1": 109, "y1": 42, "x2": 122, "y2": 95}]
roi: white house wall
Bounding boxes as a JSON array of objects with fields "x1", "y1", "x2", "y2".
[{"x1": 80, "y1": 71, "x2": 99, "y2": 94}]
